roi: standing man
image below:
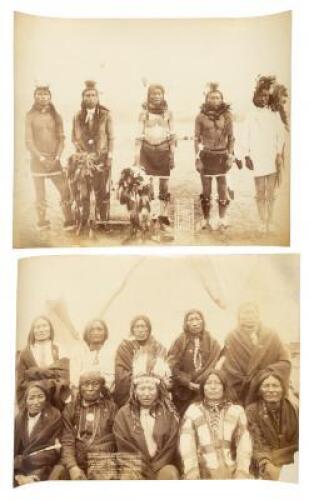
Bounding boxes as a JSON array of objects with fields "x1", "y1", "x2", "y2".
[
  {"x1": 242, "y1": 76, "x2": 286, "y2": 234},
  {"x1": 25, "y1": 85, "x2": 74, "y2": 230},
  {"x1": 71, "y1": 80, "x2": 114, "y2": 233},
  {"x1": 194, "y1": 82, "x2": 235, "y2": 231},
  {"x1": 221, "y1": 302, "x2": 291, "y2": 406},
  {"x1": 134, "y1": 84, "x2": 176, "y2": 234},
  {"x1": 168, "y1": 309, "x2": 221, "y2": 416}
]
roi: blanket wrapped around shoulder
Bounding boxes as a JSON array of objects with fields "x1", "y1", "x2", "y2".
[
  {"x1": 18, "y1": 358, "x2": 71, "y2": 411},
  {"x1": 14, "y1": 403, "x2": 62, "y2": 481},
  {"x1": 114, "y1": 336, "x2": 167, "y2": 407},
  {"x1": 246, "y1": 398, "x2": 298, "y2": 475},
  {"x1": 168, "y1": 331, "x2": 221, "y2": 403},
  {"x1": 221, "y1": 326, "x2": 291, "y2": 405},
  {"x1": 113, "y1": 404, "x2": 179, "y2": 479}
]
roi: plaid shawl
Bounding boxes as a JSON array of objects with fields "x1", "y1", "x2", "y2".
[{"x1": 179, "y1": 401, "x2": 252, "y2": 479}]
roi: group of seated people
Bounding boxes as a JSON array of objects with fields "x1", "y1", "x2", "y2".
[{"x1": 14, "y1": 302, "x2": 299, "y2": 484}]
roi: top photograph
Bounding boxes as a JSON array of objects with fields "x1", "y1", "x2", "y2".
[{"x1": 13, "y1": 11, "x2": 291, "y2": 248}]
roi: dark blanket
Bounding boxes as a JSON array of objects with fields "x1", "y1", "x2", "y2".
[
  {"x1": 140, "y1": 140, "x2": 172, "y2": 177},
  {"x1": 61, "y1": 396, "x2": 116, "y2": 473},
  {"x1": 114, "y1": 336, "x2": 167, "y2": 407},
  {"x1": 246, "y1": 398, "x2": 298, "y2": 474},
  {"x1": 14, "y1": 404, "x2": 62, "y2": 481},
  {"x1": 221, "y1": 325, "x2": 291, "y2": 405},
  {"x1": 16, "y1": 349, "x2": 70, "y2": 411},
  {"x1": 113, "y1": 404, "x2": 179, "y2": 479},
  {"x1": 168, "y1": 331, "x2": 221, "y2": 408}
]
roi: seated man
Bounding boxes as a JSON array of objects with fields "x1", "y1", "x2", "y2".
[
  {"x1": 179, "y1": 369, "x2": 252, "y2": 480},
  {"x1": 61, "y1": 371, "x2": 117, "y2": 480},
  {"x1": 221, "y1": 302, "x2": 291, "y2": 405},
  {"x1": 14, "y1": 381, "x2": 62, "y2": 486},
  {"x1": 246, "y1": 370, "x2": 298, "y2": 480},
  {"x1": 113, "y1": 353, "x2": 179, "y2": 480}
]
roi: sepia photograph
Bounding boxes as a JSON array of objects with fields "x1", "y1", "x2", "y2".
[
  {"x1": 14, "y1": 12, "x2": 291, "y2": 248},
  {"x1": 14, "y1": 254, "x2": 299, "y2": 484}
]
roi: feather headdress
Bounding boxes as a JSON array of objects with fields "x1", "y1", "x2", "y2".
[
  {"x1": 132, "y1": 351, "x2": 171, "y2": 386},
  {"x1": 204, "y1": 82, "x2": 220, "y2": 95},
  {"x1": 84, "y1": 80, "x2": 97, "y2": 90},
  {"x1": 254, "y1": 75, "x2": 277, "y2": 94}
]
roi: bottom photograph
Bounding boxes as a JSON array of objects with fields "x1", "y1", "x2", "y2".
[{"x1": 14, "y1": 254, "x2": 299, "y2": 484}]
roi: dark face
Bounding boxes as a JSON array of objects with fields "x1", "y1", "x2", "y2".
[
  {"x1": 83, "y1": 89, "x2": 98, "y2": 109},
  {"x1": 135, "y1": 378, "x2": 158, "y2": 408},
  {"x1": 260, "y1": 375, "x2": 283, "y2": 403},
  {"x1": 207, "y1": 91, "x2": 223, "y2": 108},
  {"x1": 203, "y1": 373, "x2": 224, "y2": 401},
  {"x1": 33, "y1": 317, "x2": 51, "y2": 342},
  {"x1": 149, "y1": 88, "x2": 164, "y2": 107},
  {"x1": 186, "y1": 312, "x2": 203, "y2": 335},
  {"x1": 80, "y1": 378, "x2": 101, "y2": 402},
  {"x1": 254, "y1": 88, "x2": 270, "y2": 108},
  {"x1": 87, "y1": 321, "x2": 106, "y2": 345},
  {"x1": 34, "y1": 89, "x2": 51, "y2": 107},
  {"x1": 132, "y1": 319, "x2": 149, "y2": 342},
  {"x1": 26, "y1": 386, "x2": 46, "y2": 416}
]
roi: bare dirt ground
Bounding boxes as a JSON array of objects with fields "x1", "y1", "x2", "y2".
[{"x1": 14, "y1": 121, "x2": 290, "y2": 248}]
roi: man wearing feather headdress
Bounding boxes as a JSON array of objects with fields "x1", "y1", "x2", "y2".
[
  {"x1": 70, "y1": 81, "x2": 114, "y2": 234},
  {"x1": 113, "y1": 352, "x2": 179, "y2": 479},
  {"x1": 194, "y1": 83, "x2": 235, "y2": 231},
  {"x1": 241, "y1": 76, "x2": 287, "y2": 234}
]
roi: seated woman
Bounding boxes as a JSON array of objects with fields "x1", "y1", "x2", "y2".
[
  {"x1": 14, "y1": 381, "x2": 62, "y2": 486},
  {"x1": 179, "y1": 369, "x2": 252, "y2": 480},
  {"x1": 246, "y1": 371, "x2": 298, "y2": 480},
  {"x1": 113, "y1": 354, "x2": 179, "y2": 480},
  {"x1": 168, "y1": 309, "x2": 222, "y2": 416},
  {"x1": 114, "y1": 315, "x2": 168, "y2": 407},
  {"x1": 16, "y1": 315, "x2": 70, "y2": 409},
  {"x1": 61, "y1": 370, "x2": 117, "y2": 480}
]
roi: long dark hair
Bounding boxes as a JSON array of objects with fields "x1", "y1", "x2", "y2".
[
  {"x1": 30, "y1": 89, "x2": 63, "y2": 135},
  {"x1": 83, "y1": 318, "x2": 109, "y2": 346},
  {"x1": 269, "y1": 84, "x2": 289, "y2": 127},
  {"x1": 252, "y1": 75, "x2": 276, "y2": 107},
  {"x1": 27, "y1": 316, "x2": 55, "y2": 346},
  {"x1": 183, "y1": 309, "x2": 206, "y2": 335},
  {"x1": 199, "y1": 368, "x2": 234, "y2": 405},
  {"x1": 128, "y1": 377, "x2": 178, "y2": 429},
  {"x1": 130, "y1": 315, "x2": 152, "y2": 342},
  {"x1": 255, "y1": 370, "x2": 286, "y2": 401},
  {"x1": 24, "y1": 380, "x2": 50, "y2": 403}
]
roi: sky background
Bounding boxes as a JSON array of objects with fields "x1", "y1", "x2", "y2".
[{"x1": 15, "y1": 12, "x2": 291, "y2": 124}]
